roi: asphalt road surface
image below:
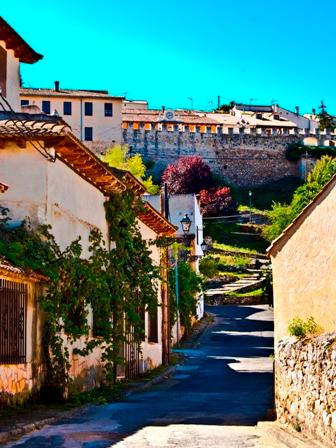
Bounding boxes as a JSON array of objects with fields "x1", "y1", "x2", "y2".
[{"x1": 4, "y1": 305, "x2": 275, "y2": 448}]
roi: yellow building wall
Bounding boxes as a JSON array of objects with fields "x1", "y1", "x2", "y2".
[{"x1": 270, "y1": 182, "x2": 336, "y2": 343}]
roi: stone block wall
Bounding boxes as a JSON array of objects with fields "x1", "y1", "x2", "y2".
[
  {"x1": 275, "y1": 333, "x2": 336, "y2": 447},
  {"x1": 123, "y1": 129, "x2": 302, "y2": 186},
  {"x1": 0, "y1": 363, "x2": 43, "y2": 406}
]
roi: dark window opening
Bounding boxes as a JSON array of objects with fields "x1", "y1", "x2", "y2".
[
  {"x1": 0, "y1": 279, "x2": 27, "y2": 364},
  {"x1": 21, "y1": 100, "x2": 29, "y2": 107},
  {"x1": 104, "y1": 103, "x2": 113, "y2": 117},
  {"x1": 92, "y1": 309, "x2": 106, "y2": 337},
  {"x1": 84, "y1": 127, "x2": 93, "y2": 141},
  {"x1": 42, "y1": 100, "x2": 51, "y2": 114},
  {"x1": 273, "y1": 114, "x2": 280, "y2": 120},
  {"x1": 63, "y1": 101, "x2": 72, "y2": 115},
  {"x1": 148, "y1": 309, "x2": 158, "y2": 343},
  {"x1": 84, "y1": 102, "x2": 93, "y2": 116}
]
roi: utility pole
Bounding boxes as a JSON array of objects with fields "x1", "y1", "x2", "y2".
[
  {"x1": 175, "y1": 245, "x2": 180, "y2": 347},
  {"x1": 161, "y1": 183, "x2": 170, "y2": 366},
  {"x1": 217, "y1": 95, "x2": 221, "y2": 110}
]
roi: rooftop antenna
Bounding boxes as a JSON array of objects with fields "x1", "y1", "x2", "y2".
[
  {"x1": 271, "y1": 99, "x2": 278, "y2": 105},
  {"x1": 249, "y1": 98, "x2": 257, "y2": 105},
  {"x1": 187, "y1": 97, "x2": 194, "y2": 109}
]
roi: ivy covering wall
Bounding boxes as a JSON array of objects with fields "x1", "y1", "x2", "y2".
[{"x1": 0, "y1": 193, "x2": 160, "y2": 395}]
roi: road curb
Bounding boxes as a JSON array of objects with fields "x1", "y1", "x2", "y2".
[
  {"x1": 0, "y1": 364, "x2": 178, "y2": 445},
  {"x1": 257, "y1": 421, "x2": 326, "y2": 447},
  {"x1": 0, "y1": 315, "x2": 211, "y2": 445}
]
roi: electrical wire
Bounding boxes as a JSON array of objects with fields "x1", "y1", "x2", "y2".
[{"x1": 0, "y1": 92, "x2": 57, "y2": 162}]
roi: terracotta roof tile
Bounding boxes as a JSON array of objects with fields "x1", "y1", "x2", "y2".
[
  {"x1": 0, "y1": 113, "x2": 175, "y2": 236},
  {"x1": 122, "y1": 109, "x2": 220, "y2": 125},
  {"x1": 21, "y1": 88, "x2": 124, "y2": 100},
  {"x1": 0, "y1": 182, "x2": 8, "y2": 193},
  {"x1": 0, "y1": 17, "x2": 43, "y2": 63},
  {"x1": 0, "y1": 257, "x2": 47, "y2": 282},
  {"x1": 138, "y1": 201, "x2": 177, "y2": 236}
]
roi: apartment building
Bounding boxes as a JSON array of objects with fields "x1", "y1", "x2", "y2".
[{"x1": 20, "y1": 82, "x2": 124, "y2": 154}]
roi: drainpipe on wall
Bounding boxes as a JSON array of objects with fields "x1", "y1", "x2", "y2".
[{"x1": 80, "y1": 98, "x2": 83, "y2": 141}]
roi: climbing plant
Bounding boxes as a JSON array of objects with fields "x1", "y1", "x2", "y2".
[
  {"x1": 168, "y1": 253, "x2": 202, "y2": 336},
  {"x1": 0, "y1": 192, "x2": 161, "y2": 393}
]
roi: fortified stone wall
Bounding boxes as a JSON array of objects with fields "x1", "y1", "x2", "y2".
[
  {"x1": 123, "y1": 128, "x2": 303, "y2": 186},
  {"x1": 275, "y1": 333, "x2": 336, "y2": 447}
]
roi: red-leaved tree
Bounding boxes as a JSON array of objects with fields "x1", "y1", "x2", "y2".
[
  {"x1": 161, "y1": 156, "x2": 213, "y2": 194},
  {"x1": 199, "y1": 187, "x2": 236, "y2": 217}
]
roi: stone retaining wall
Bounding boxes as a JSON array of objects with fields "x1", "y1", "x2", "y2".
[
  {"x1": 275, "y1": 333, "x2": 336, "y2": 447},
  {"x1": 124, "y1": 129, "x2": 301, "y2": 186}
]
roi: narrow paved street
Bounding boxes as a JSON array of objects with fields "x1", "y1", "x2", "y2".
[{"x1": 4, "y1": 305, "x2": 275, "y2": 448}]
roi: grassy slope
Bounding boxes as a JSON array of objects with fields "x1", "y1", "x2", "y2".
[
  {"x1": 231, "y1": 176, "x2": 303, "y2": 210},
  {"x1": 206, "y1": 222, "x2": 269, "y2": 254},
  {"x1": 205, "y1": 176, "x2": 302, "y2": 256}
]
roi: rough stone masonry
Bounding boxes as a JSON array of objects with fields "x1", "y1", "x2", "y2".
[
  {"x1": 276, "y1": 333, "x2": 336, "y2": 447},
  {"x1": 123, "y1": 128, "x2": 302, "y2": 186}
]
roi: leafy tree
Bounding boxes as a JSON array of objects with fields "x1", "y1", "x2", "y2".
[
  {"x1": 263, "y1": 156, "x2": 336, "y2": 242},
  {"x1": 103, "y1": 145, "x2": 159, "y2": 194},
  {"x1": 162, "y1": 156, "x2": 214, "y2": 194},
  {"x1": 217, "y1": 100, "x2": 235, "y2": 113},
  {"x1": 199, "y1": 187, "x2": 236, "y2": 217},
  {"x1": 317, "y1": 101, "x2": 336, "y2": 131}
]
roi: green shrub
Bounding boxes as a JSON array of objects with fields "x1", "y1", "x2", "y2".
[
  {"x1": 288, "y1": 316, "x2": 319, "y2": 338},
  {"x1": 199, "y1": 256, "x2": 218, "y2": 279}
]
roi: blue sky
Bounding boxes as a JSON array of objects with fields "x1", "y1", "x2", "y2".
[{"x1": 2, "y1": 0, "x2": 335, "y2": 113}]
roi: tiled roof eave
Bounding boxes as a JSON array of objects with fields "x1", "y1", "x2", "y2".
[
  {"x1": 0, "y1": 261, "x2": 48, "y2": 283},
  {"x1": 0, "y1": 17, "x2": 43, "y2": 63},
  {"x1": 138, "y1": 201, "x2": 177, "y2": 236}
]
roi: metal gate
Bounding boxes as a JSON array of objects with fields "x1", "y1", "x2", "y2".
[
  {"x1": 124, "y1": 323, "x2": 141, "y2": 379},
  {"x1": 0, "y1": 279, "x2": 27, "y2": 364}
]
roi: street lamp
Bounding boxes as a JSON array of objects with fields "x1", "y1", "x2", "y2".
[
  {"x1": 174, "y1": 213, "x2": 192, "y2": 348},
  {"x1": 200, "y1": 241, "x2": 208, "y2": 253},
  {"x1": 180, "y1": 213, "x2": 192, "y2": 234}
]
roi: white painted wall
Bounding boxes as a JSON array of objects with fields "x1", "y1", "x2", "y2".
[
  {"x1": 0, "y1": 143, "x2": 108, "y2": 254},
  {"x1": 0, "y1": 42, "x2": 20, "y2": 111},
  {"x1": 277, "y1": 106, "x2": 318, "y2": 130},
  {"x1": 145, "y1": 194, "x2": 205, "y2": 320},
  {"x1": 46, "y1": 158, "x2": 108, "y2": 254},
  {"x1": 137, "y1": 219, "x2": 163, "y2": 370}
]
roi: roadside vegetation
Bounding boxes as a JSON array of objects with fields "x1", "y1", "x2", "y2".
[{"x1": 263, "y1": 156, "x2": 336, "y2": 242}]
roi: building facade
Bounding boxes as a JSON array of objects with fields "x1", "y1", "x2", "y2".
[
  {"x1": 122, "y1": 107, "x2": 333, "y2": 187},
  {"x1": 0, "y1": 18, "x2": 176, "y2": 404},
  {"x1": 0, "y1": 17, "x2": 42, "y2": 111},
  {"x1": 20, "y1": 82, "x2": 123, "y2": 155}
]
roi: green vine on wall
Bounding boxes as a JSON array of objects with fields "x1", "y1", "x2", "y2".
[{"x1": 0, "y1": 192, "x2": 161, "y2": 395}]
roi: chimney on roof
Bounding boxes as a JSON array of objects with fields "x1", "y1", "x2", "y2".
[
  {"x1": 54, "y1": 80, "x2": 60, "y2": 92},
  {"x1": 295, "y1": 106, "x2": 299, "y2": 116},
  {"x1": 162, "y1": 106, "x2": 165, "y2": 112},
  {"x1": 312, "y1": 108, "x2": 316, "y2": 115}
]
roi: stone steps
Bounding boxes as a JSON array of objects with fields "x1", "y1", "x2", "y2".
[{"x1": 205, "y1": 274, "x2": 263, "y2": 297}]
